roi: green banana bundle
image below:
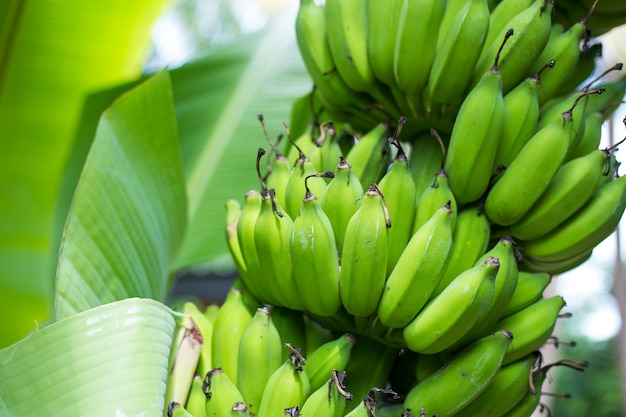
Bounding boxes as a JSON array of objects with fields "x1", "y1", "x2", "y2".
[{"x1": 203, "y1": 1, "x2": 626, "y2": 415}]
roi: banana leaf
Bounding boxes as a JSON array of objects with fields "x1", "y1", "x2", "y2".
[{"x1": 0, "y1": 0, "x2": 173, "y2": 346}]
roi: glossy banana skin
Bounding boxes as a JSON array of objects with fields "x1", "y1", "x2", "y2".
[
  {"x1": 377, "y1": 202, "x2": 454, "y2": 328},
  {"x1": 339, "y1": 185, "x2": 390, "y2": 318},
  {"x1": 518, "y1": 175, "x2": 626, "y2": 263},
  {"x1": 501, "y1": 271, "x2": 552, "y2": 317},
  {"x1": 305, "y1": 333, "x2": 356, "y2": 392},
  {"x1": 291, "y1": 189, "x2": 342, "y2": 317},
  {"x1": 402, "y1": 257, "x2": 499, "y2": 354},
  {"x1": 203, "y1": 368, "x2": 247, "y2": 417},
  {"x1": 237, "y1": 307, "x2": 283, "y2": 415},
  {"x1": 403, "y1": 330, "x2": 514, "y2": 417}
]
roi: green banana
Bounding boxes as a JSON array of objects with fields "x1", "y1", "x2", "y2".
[
  {"x1": 473, "y1": 0, "x2": 554, "y2": 94},
  {"x1": 412, "y1": 167, "x2": 457, "y2": 234},
  {"x1": 299, "y1": 370, "x2": 352, "y2": 417},
  {"x1": 203, "y1": 368, "x2": 247, "y2": 417},
  {"x1": 237, "y1": 307, "x2": 283, "y2": 416},
  {"x1": 345, "y1": 123, "x2": 392, "y2": 187},
  {"x1": 520, "y1": 249, "x2": 594, "y2": 275},
  {"x1": 454, "y1": 236, "x2": 520, "y2": 347},
  {"x1": 236, "y1": 189, "x2": 272, "y2": 303},
  {"x1": 186, "y1": 375, "x2": 208, "y2": 417},
  {"x1": 403, "y1": 330, "x2": 514, "y2": 417},
  {"x1": 284, "y1": 148, "x2": 327, "y2": 221},
  {"x1": 482, "y1": 0, "x2": 534, "y2": 53},
  {"x1": 444, "y1": 30, "x2": 510, "y2": 204},
  {"x1": 377, "y1": 202, "x2": 454, "y2": 328},
  {"x1": 427, "y1": 0, "x2": 491, "y2": 105},
  {"x1": 378, "y1": 126, "x2": 417, "y2": 274},
  {"x1": 225, "y1": 199, "x2": 246, "y2": 279},
  {"x1": 567, "y1": 109, "x2": 606, "y2": 161},
  {"x1": 295, "y1": 0, "x2": 374, "y2": 121},
  {"x1": 256, "y1": 345, "x2": 311, "y2": 417},
  {"x1": 211, "y1": 287, "x2": 254, "y2": 386},
  {"x1": 255, "y1": 186, "x2": 305, "y2": 310},
  {"x1": 343, "y1": 390, "x2": 378, "y2": 417},
  {"x1": 431, "y1": 205, "x2": 491, "y2": 298},
  {"x1": 518, "y1": 174, "x2": 626, "y2": 262},
  {"x1": 291, "y1": 172, "x2": 342, "y2": 317},
  {"x1": 303, "y1": 314, "x2": 332, "y2": 356},
  {"x1": 339, "y1": 184, "x2": 391, "y2": 318},
  {"x1": 409, "y1": 131, "x2": 447, "y2": 200},
  {"x1": 393, "y1": 0, "x2": 445, "y2": 96},
  {"x1": 321, "y1": 156, "x2": 364, "y2": 256},
  {"x1": 324, "y1": 0, "x2": 375, "y2": 92},
  {"x1": 305, "y1": 333, "x2": 356, "y2": 391},
  {"x1": 367, "y1": 0, "x2": 403, "y2": 86},
  {"x1": 452, "y1": 353, "x2": 540, "y2": 417},
  {"x1": 508, "y1": 147, "x2": 610, "y2": 240},
  {"x1": 493, "y1": 61, "x2": 553, "y2": 170},
  {"x1": 531, "y1": 16, "x2": 590, "y2": 104},
  {"x1": 168, "y1": 402, "x2": 197, "y2": 417},
  {"x1": 184, "y1": 301, "x2": 215, "y2": 378},
  {"x1": 483, "y1": 109, "x2": 575, "y2": 226},
  {"x1": 501, "y1": 271, "x2": 552, "y2": 317},
  {"x1": 493, "y1": 295, "x2": 566, "y2": 364},
  {"x1": 402, "y1": 257, "x2": 499, "y2": 354}
]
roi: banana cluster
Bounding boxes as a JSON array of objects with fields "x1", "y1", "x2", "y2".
[
  {"x1": 165, "y1": 282, "x2": 588, "y2": 417},
  {"x1": 295, "y1": 0, "x2": 626, "y2": 139}
]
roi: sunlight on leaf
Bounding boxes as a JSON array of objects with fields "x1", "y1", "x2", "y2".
[
  {"x1": 0, "y1": 298, "x2": 176, "y2": 416},
  {"x1": 55, "y1": 70, "x2": 187, "y2": 319}
]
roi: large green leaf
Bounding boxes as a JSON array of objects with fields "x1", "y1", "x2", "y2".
[
  {"x1": 0, "y1": 0, "x2": 172, "y2": 346},
  {"x1": 0, "y1": 298, "x2": 177, "y2": 417},
  {"x1": 171, "y1": 11, "x2": 311, "y2": 270},
  {"x1": 55, "y1": 70, "x2": 187, "y2": 319}
]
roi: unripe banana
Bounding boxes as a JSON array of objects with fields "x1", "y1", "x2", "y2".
[
  {"x1": 431, "y1": 205, "x2": 491, "y2": 298},
  {"x1": 508, "y1": 148, "x2": 610, "y2": 240},
  {"x1": 184, "y1": 301, "x2": 215, "y2": 378},
  {"x1": 203, "y1": 368, "x2": 247, "y2": 417},
  {"x1": 482, "y1": 0, "x2": 534, "y2": 52},
  {"x1": 409, "y1": 132, "x2": 446, "y2": 200},
  {"x1": 402, "y1": 257, "x2": 499, "y2": 354},
  {"x1": 378, "y1": 131, "x2": 417, "y2": 274},
  {"x1": 236, "y1": 190, "x2": 272, "y2": 303},
  {"x1": 473, "y1": 0, "x2": 554, "y2": 94},
  {"x1": 324, "y1": 0, "x2": 375, "y2": 93},
  {"x1": 321, "y1": 156, "x2": 364, "y2": 256},
  {"x1": 343, "y1": 391, "x2": 378, "y2": 417},
  {"x1": 518, "y1": 174, "x2": 626, "y2": 263},
  {"x1": 186, "y1": 375, "x2": 208, "y2": 417},
  {"x1": 412, "y1": 167, "x2": 457, "y2": 234},
  {"x1": 367, "y1": 0, "x2": 403, "y2": 86},
  {"x1": 493, "y1": 295, "x2": 566, "y2": 365},
  {"x1": 483, "y1": 110, "x2": 575, "y2": 226},
  {"x1": 256, "y1": 345, "x2": 311, "y2": 417},
  {"x1": 452, "y1": 237, "x2": 520, "y2": 348},
  {"x1": 394, "y1": 0, "x2": 445, "y2": 96},
  {"x1": 291, "y1": 172, "x2": 342, "y2": 316},
  {"x1": 339, "y1": 184, "x2": 391, "y2": 318},
  {"x1": 427, "y1": 0, "x2": 491, "y2": 105},
  {"x1": 444, "y1": 31, "x2": 510, "y2": 204},
  {"x1": 305, "y1": 333, "x2": 356, "y2": 391},
  {"x1": 501, "y1": 271, "x2": 552, "y2": 317},
  {"x1": 500, "y1": 370, "x2": 546, "y2": 417},
  {"x1": 299, "y1": 370, "x2": 352, "y2": 417},
  {"x1": 403, "y1": 330, "x2": 514, "y2": 417},
  {"x1": 452, "y1": 353, "x2": 540, "y2": 417},
  {"x1": 567, "y1": 109, "x2": 605, "y2": 160},
  {"x1": 377, "y1": 202, "x2": 454, "y2": 328},
  {"x1": 345, "y1": 123, "x2": 392, "y2": 187},
  {"x1": 531, "y1": 17, "x2": 589, "y2": 104},
  {"x1": 211, "y1": 287, "x2": 254, "y2": 386},
  {"x1": 520, "y1": 249, "x2": 593, "y2": 275},
  {"x1": 295, "y1": 0, "x2": 374, "y2": 121},
  {"x1": 284, "y1": 152, "x2": 327, "y2": 221},
  {"x1": 237, "y1": 307, "x2": 283, "y2": 415},
  {"x1": 254, "y1": 187, "x2": 304, "y2": 310},
  {"x1": 168, "y1": 402, "x2": 197, "y2": 417},
  {"x1": 494, "y1": 61, "x2": 553, "y2": 170}
]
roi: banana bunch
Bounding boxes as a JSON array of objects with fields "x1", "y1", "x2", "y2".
[
  {"x1": 165, "y1": 282, "x2": 587, "y2": 417},
  {"x1": 295, "y1": 0, "x2": 625, "y2": 139}
]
